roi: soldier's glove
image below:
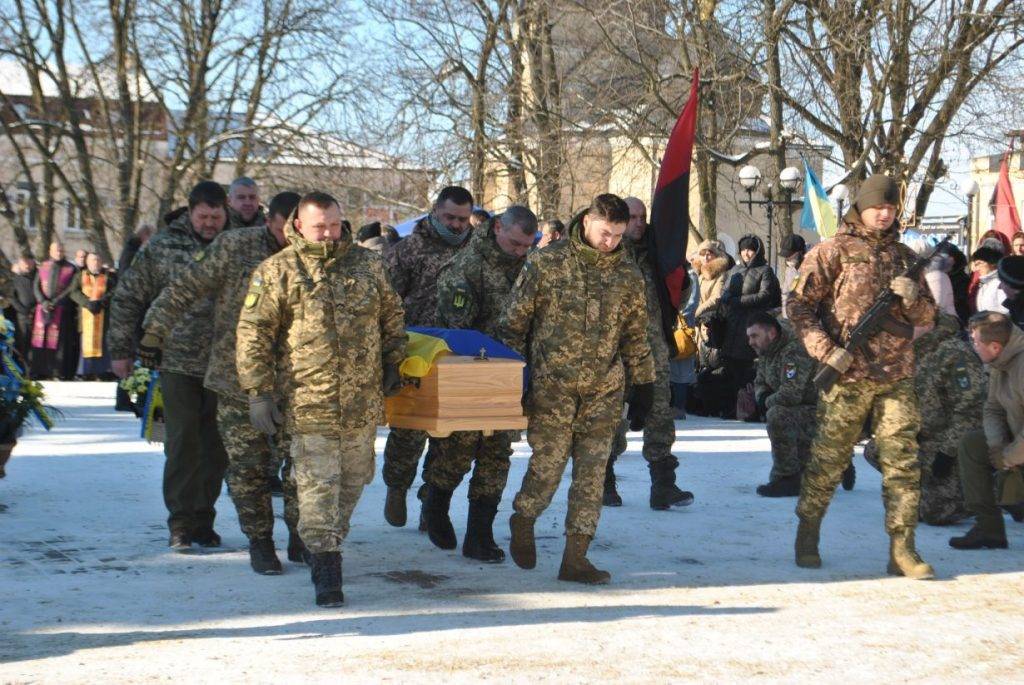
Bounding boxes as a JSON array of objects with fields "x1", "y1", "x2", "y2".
[
  {"x1": 382, "y1": 362, "x2": 402, "y2": 397},
  {"x1": 137, "y1": 332, "x2": 163, "y2": 369},
  {"x1": 932, "y1": 452, "x2": 955, "y2": 480},
  {"x1": 890, "y1": 276, "x2": 919, "y2": 306},
  {"x1": 824, "y1": 347, "x2": 854, "y2": 374},
  {"x1": 626, "y1": 382, "x2": 655, "y2": 431},
  {"x1": 249, "y1": 394, "x2": 283, "y2": 436},
  {"x1": 756, "y1": 391, "x2": 770, "y2": 417}
]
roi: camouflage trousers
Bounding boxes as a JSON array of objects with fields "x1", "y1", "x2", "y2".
[
  {"x1": 797, "y1": 378, "x2": 921, "y2": 534},
  {"x1": 766, "y1": 403, "x2": 817, "y2": 481},
  {"x1": 291, "y1": 426, "x2": 376, "y2": 553},
  {"x1": 609, "y1": 330, "x2": 676, "y2": 467},
  {"x1": 216, "y1": 397, "x2": 298, "y2": 540},
  {"x1": 425, "y1": 430, "x2": 514, "y2": 502},
  {"x1": 514, "y1": 389, "x2": 621, "y2": 537},
  {"x1": 382, "y1": 428, "x2": 434, "y2": 491},
  {"x1": 864, "y1": 438, "x2": 967, "y2": 525}
]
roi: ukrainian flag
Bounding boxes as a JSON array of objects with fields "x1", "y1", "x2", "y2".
[{"x1": 799, "y1": 159, "x2": 837, "y2": 239}]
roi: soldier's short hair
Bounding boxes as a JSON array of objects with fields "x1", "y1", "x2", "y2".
[
  {"x1": 471, "y1": 208, "x2": 491, "y2": 222},
  {"x1": 969, "y1": 311, "x2": 1013, "y2": 345},
  {"x1": 188, "y1": 181, "x2": 228, "y2": 210},
  {"x1": 500, "y1": 205, "x2": 538, "y2": 235},
  {"x1": 229, "y1": 176, "x2": 258, "y2": 194},
  {"x1": 746, "y1": 311, "x2": 782, "y2": 335},
  {"x1": 587, "y1": 193, "x2": 630, "y2": 224},
  {"x1": 435, "y1": 185, "x2": 474, "y2": 208},
  {"x1": 540, "y1": 219, "x2": 564, "y2": 236},
  {"x1": 298, "y1": 191, "x2": 340, "y2": 212},
  {"x1": 268, "y1": 191, "x2": 301, "y2": 220}
]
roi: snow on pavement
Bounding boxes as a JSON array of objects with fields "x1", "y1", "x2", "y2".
[{"x1": 1, "y1": 381, "x2": 1023, "y2": 682}]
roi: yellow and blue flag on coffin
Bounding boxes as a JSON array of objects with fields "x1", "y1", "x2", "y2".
[
  {"x1": 400, "y1": 327, "x2": 524, "y2": 378},
  {"x1": 800, "y1": 159, "x2": 837, "y2": 239}
]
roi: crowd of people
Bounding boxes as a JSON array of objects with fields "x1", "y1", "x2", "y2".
[{"x1": 4, "y1": 171, "x2": 1023, "y2": 609}]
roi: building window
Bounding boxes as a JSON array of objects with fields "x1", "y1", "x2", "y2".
[
  {"x1": 65, "y1": 199, "x2": 84, "y2": 232},
  {"x1": 15, "y1": 187, "x2": 37, "y2": 232}
]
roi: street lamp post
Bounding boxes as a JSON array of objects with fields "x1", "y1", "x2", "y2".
[
  {"x1": 738, "y1": 164, "x2": 802, "y2": 265},
  {"x1": 964, "y1": 179, "x2": 980, "y2": 252}
]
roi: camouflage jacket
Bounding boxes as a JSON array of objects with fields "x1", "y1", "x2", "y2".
[
  {"x1": 914, "y1": 324, "x2": 986, "y2": 457},
  {"x1": 235, "y1": 220, "x2": 407, "y2": 436},
  {"x1": 229, "y1": 207, "x2": 266, "y2": 229},
  {"x1": 143, "y1": 225, "x2": 282, "y2": 400},
  {"x1": 436, "y1": 221, "x2": 524, "y2": 337},
  {"x1": 384, "y1": 216, "x2": 469, "y2": 327},
  {"x1": 787, "y1": 218, "x2": 935, "y2": 383},
  {"x1": 498, "y1": 223, "x2": 655, "y2": 405},
  {"x1": 754, "y1": 325, "x2": 818, "y2": 408},
  {"x1": 108, "y1": 211, "x2": 216, "y2": 378}
]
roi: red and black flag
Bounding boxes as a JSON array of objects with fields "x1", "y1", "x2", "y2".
[{"x1": 647, "y1": 69, "x2": 699, "y2": 355}]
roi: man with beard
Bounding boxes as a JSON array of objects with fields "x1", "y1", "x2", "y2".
[{"x1": 228, "y1": 177, "x2": 266, "y2": 229}]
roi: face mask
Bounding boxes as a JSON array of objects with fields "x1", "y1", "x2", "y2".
[{"x1": 431, "y1": 214, "x2": 470, "y2": 247}]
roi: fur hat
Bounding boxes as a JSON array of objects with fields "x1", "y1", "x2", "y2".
[
  {"x1": 998, "y1": 255, "x2": 1024, "y2": 290},
  {"x1": 971, "y1": 246, "x2": 1003, "y2": 266}
]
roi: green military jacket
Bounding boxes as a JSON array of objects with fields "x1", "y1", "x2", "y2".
[
  {"x1": 436, "y1": 222, "x2": 524, "y2": 337},
  {"x1": 384, "y1": 216, "x2": 469, "y2": 327},
  {"x1": 498, "y1": 223, "x2": 655, "y2": 405},
  {"x1": 235, "y1": 220, "x2": 407, "y2": 436},
  {"x1": 754, "y1": 324, "x2": 818, "y2": 409},
  {"x1": 108, "y1": 210, "x2": 217, "y2": 378},
  {"x1": 143, "y1": 225, "x2": 282, "y2": 400}
]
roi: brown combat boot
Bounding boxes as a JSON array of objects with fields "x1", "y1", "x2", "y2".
[
  {"x1": 795, "y1": 517, "x2": 822, "y2": 568},
  {"x1": 557, "y1": 533, "x2": 611, "y2": 584},
  {"x1": 509, "y1": 513, "x2": 537, "y2": 569},
  {"x1": 887, "y1": 528, "x2": 935, "y2": 580}
]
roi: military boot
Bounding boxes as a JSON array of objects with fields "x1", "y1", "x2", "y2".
[
  {"x1": 649, "y1": 460, "x2": 694, "y2": 510},
  {"x1": 756, "y1": 474, "x2": 801, "y2": 497},
  {"x1": 249, "y1": 537, "x2": 283, "y2": 575},
  {"x1": 602, "y1": 463, "x2": 622, "y2": 507},
  {"x1": 168, "y1": 528, "x2": 191, "y2": 552},
  {"x1": 795, "y1": 516, "x2": 822, "y2": 568},
  {"x1": 191, "y1": 527, "x2": 221, "y2": 548},
  {"x1": 423, "y1": 484, "x2": 457, "y2": 550},
  {"x1": 287, "y1": 527, "x2": 310, "y2": 564},
  {"x1": 841, "y1": 464, "x2": 856, "y2": 491},
  {"x1": 949, "y1": 516, "x2": 1008, "y2": 550},
  {"x1": 557, "y1": 534, "x2": 611, "y2": 584},
  {"x1": 384, "y1": 487, "x2": 407, "y2": 527},
  {"x1": 310, "y1": 552, "x2": 344, "y2": 607},
  {"x1": 1002, "y1": 503, "x2": 1024, "y2": 523},
  {"x1": 462, "y1": 497, "x2": 505, "y2": 563},
  {"x1": 887, "y1": 528, "x2": 935, "y2": 579},
  {"x1": 417, "y1": 483, "x2": 428, "y2": 532},
  {"x1": 509, "y1": 513, "x2": 537, "y2": 569}
]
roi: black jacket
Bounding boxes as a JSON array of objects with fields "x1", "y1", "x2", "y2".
[
  {"x1": 12, "y1": 270, "x2": 36, "y2": 317},
  {"x1": 720, "y1": 235, "x2": 781, "y2": 360}
]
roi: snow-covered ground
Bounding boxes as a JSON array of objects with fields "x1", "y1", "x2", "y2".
[{"x1": 2, "y1": 382, "x2": 1023, "y2": 682}]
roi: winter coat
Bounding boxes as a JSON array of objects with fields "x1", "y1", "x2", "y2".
[
  {"x1": 384, "y1": 216, "x2": 469, "y2": 327},
  {"x1": 721, "y1": 235, "x2": 781, "y2": 361},
  {"x1": 693, "y1": 253, "x2": 731, "y2": 368},
  {"x1": 983, "y1": 325, "x2": 1024, "y2": 468},
  {"x1": 235, "y1": 219, "x2": 407, "y2": 435},
  {"x1": 753, "y1": 324, "x2": 817, "y2": 410}
]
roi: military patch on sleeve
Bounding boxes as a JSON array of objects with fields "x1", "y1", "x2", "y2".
[
  {"x1": 244, "y1": 274, "x2": 264, "y2": 309},
  {"x1": 194, "y1": 249, "x2": 206, "y2": 262},
  {"x1": 784, "y1": 362, "x2": 797, "y2": 380},
  {"x1": 452, "y1": 287, "x2": 469, "y2": 309},
  {"x1": 955, "y1": 359, "x2": 971, "y2": 389}
]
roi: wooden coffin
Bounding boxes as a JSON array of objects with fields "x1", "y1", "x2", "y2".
[{"x1": 385, "y1": 354, "x2": 528, "y2": 437}]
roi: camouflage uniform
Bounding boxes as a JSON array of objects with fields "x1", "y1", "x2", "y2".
[
  {"x1": 788, "y1": 217, "x2": 935, "y2": 534},
  {"x1": 229, "y1": 207, "x2": 266, "y2": 229},
  {"x1": 863, "y1": 314, "x2": 984, "y2": 524},
  {"x1": 607, "y1": 237, "x2": 678, "y2": 469},
  {"x1": 499, "y1": 225, "x2": 655, "y2": 537},
  {"x1": 381, "y1": 216, "x2": 470, "y2": 491},
  {"x1": 236, "y1": 220, "x2": 406, "y2": 553},
  {"x1": 108, "y1": 210, "x2": 227, "y2": 535},
  {"x1": 142, "y1": 225, "x2": 298, "y2": 541},
  {"x1": 753, "y1": 323, "x2": 818, "y2": 481},
  {"x1": 428, "y1": 224, "x2": 522, "y2": 502}
]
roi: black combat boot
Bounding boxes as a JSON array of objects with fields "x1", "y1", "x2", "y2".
[
  {"x1": 191, "y1": 527, "x2": 221, "y2": 548},
  {"x1": 949, "y1": 517, "x2": 1008, "y2": 550},
  {"x1": 509, "y1": 513, "x2": 537, "y2": 569},
  {"x1": 310, "y1": 552, "x2": 344, "y2": 607},
  {"x1": 168, "y1": 528, "x2": 191, "y2": 551},
  {"x1": 888, "y1": 528, "x2": 935, "y2": 579},
  {"x1": 756, "y1": 473, "x2": 801, "y2": 497},
  {"x1": 557, "y1": 533, "x2": 611, "y2": 584},
  {"x1": 1002, "y1": 503, "x2": 1024, "y2": 522},
  {"x1": 602, "y1": 463, "x2": 622, "y2": 507},
  {"x1": 795, "y1": 516, "x2": 822, "y2": 568},
  {"x1": 649, "y1": 460, "x2": 694, "y2": 510},
  {"x1": 249, "y1": 537, "x2": 283, "y2": 575},
  {"x1": 423, "y1": 484, "x2": 457, "y2": 550},
  {"x1": 841, "y1": 464, "x2": 856, "y2": 491},
  {"x1": 287, "y1": 527, "x2": 310, "y2": 564},
  {"x1": 269, "y1": 473, "x2": 284, "y2": 497},
  {"x1": 462, "y1": 497, "x2": 504, "y2": 563},
  {"x1": 384, "y1": 487, "x2": 407, "y2": 527}
]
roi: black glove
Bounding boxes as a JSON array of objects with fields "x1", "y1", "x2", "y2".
[
  {"x1": 626, "y1": 382, "x2": 655, "y2": 431},
  {"x1": 137, "y1": 333, "x2": 163, "y2": 369},
  {"x1": 756, "y1": 391, "x2": 770, "y2": 418},
  {"x1": 932, "y1": 452, "x2": 955, "y2": 480},
  {"x1": 382, "y1": 362, "x2": 402, "y2": 397}
]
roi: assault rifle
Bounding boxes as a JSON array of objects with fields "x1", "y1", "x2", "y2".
[{"x1": 813, "y1": 234, "x2": 953, "y2": 393}]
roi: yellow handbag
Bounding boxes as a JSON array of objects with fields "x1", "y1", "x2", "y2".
[{"x1": 673, "y1": 316, "x2": 698, "y2": 360}]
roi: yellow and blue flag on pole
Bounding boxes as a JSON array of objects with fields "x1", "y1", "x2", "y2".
[{"x1": 799, "y1": 159, "x2": 837, "y2": 239}]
